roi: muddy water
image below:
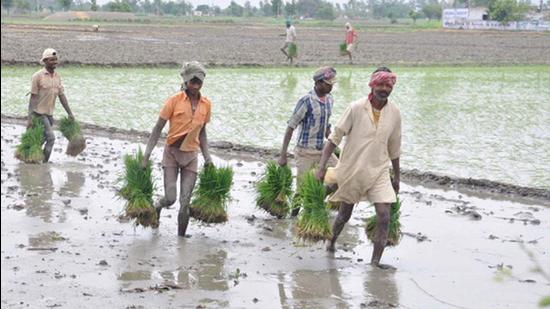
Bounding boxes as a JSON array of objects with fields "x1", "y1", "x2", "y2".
[
  {"x1": 1, "y1": 123, "x2": 549, "y2": 308},
  {"x1": 2, "y1": 65, "x2": 549, "y2": 189}
]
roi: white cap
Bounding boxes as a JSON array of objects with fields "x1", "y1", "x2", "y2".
[{"x1": 41, "y1": 48, "x2": 57, "y2": 64}]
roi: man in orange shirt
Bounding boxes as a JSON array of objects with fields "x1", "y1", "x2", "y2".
[{"x1": 142, "y1": 61, "x2": 213, "y2": 237}]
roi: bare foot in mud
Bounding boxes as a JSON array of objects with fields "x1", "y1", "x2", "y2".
[{"x1": 371, "y1": 262, "x2": 396, "y2": 270}]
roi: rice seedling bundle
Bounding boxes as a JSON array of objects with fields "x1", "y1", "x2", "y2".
[
  {"x1": 15, "y1": 117, "x2": 45, "y2": 164},
  {"x1": 190, "y1": 164, "x2": 233, "y2": 223},
  {"x1": 256, "y1": 161, "x2": 293, "y2": 218},
  {"x1": 339, "y1": 43, "x2": 348, "y2": 56},
  {"x1": 118, "y1": 148, "x2": 157, "y2": 227},
  {"x1": 59, "y1": 117, "x2": 86, "y2": 156},
  {"x1": 296, "y1": 171, "x2": 332, "y2": 241},
  {"x1": 288, "y1": 43, "x2": 298, "y2": 58},
  {"x1": 365, "y1": 196, "x2": 402, "y2": 246}
]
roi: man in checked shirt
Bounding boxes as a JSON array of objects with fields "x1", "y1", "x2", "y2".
[{"x1": 278, "y1": 66, "x2": 338, "y2": 217}]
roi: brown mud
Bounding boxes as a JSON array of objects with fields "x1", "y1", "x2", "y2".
[{"x1": 2, "y1": 23, "x2": 550, "y2": 66}]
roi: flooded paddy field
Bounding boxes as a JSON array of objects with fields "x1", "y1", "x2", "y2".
[
  {"x1": 1, "y1": 122, "x2": 549, "y2": 308},
  {"x1": 2, "y1": 65, "x2": 549, "y2": 189}
]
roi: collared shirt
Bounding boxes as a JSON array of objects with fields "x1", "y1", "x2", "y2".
[
  {"x1": 30, "y1": 68, "x2": 64, "y2": 116},
  {"x1": 328, "y1": 97, "x2": 402, "y2": 204},
  {"x1": 286, "y1": 25, "x2": 296, "y2": 43},
  {"x1": 288, "y1": 89, "x2": 333, "y2": 150},
  {"x1": 159, "y1": 91, "x2": 211, "y2": 152}
]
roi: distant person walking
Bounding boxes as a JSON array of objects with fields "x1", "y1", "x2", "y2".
[
  {"x1": 316, "y1": 67, "x2": 401, "y2": 269},
  {"x1": 281, "y1": 21, "x2": 297, "y2": 64},
  {"x1": 344, "y1": 22, "x2": 358, "y2": 63},
  {"x1": 141, "y1": 61, "x2": 213, "y2": 237},
  {"x1": 278, "y1": 66, "x2": 338, "y2": 216},
  {"x1": 28, "y1": 48, "x2": 75, "y2": 163}
]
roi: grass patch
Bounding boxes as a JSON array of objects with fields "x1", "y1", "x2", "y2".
[
  {"x1": 15, "y1": 117, "x2": 45, "y2": 164},
  {"x1": 256, "y1": 161, "x2": 293, "y2": 218},
  {"x1": 295, "y1": 171, "x2": 332, "y2": 242},
  {"x1": 190, "y1": 164, "x2": 233, "y2": 223},
  {"x1": 365, "y1": 196, "x2": 402, "y2": 246},
  {"x1": 118, "y1": 148, "x2": 157, "y2": 227},
  {"x1": 59, "y1": 117, "x2": 86, "y2": 156}
]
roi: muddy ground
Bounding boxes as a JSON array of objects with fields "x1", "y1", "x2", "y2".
[
  {"x1": 1, "y1": 119, "x2": 549, "y2": 308},
  {"x1": 2, "y1": 23, "x2": 550, "y2": 66}
]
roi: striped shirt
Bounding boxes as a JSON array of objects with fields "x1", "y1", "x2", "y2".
[{"x1": 288, "y1": 89, "x2": 333, "y2": 150}]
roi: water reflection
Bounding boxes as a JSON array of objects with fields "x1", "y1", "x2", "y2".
[
  {"x1": 16, "y1": 163, "x2": 86, "y2": 223},
  {"x1": 118, "y1": 247, "x2": 229, "y2": 292},
  {"x1": 59, "y1": 170, "x2": 85, "y2": 197},
  {"x1": 17, "y1": 163, "x2": 55, "y2": 222},
  {"x1": 278, "y1": 267, "x2": 348, "y2": 308},
  {"x1": 364, "y1": 267, "x2": 399, "y2": 307}
]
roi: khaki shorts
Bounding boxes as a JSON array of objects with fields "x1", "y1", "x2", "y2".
[
  {"x1": 346, "y1": 44, "x2": 354, "y2": 52},
  {"x1": 295, "y1": 147, "x2": 337, "y2": 184},
  {"x1": 162, "y1": 144, "x2": 198, "y2": 173},
  {"x1": 327, "y1": 169, "x2": 396, "y2": 204},
  {"x1": 365, "y1": 171, "x2": 396, "y2": 204}
]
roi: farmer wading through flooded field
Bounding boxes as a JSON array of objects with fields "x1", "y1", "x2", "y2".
[
  {"x1": 142, "y1": 61, "x2": 213, "y2": 237},
  {"x1": 28, "y1": 48, "x2": 75, "y2": 163},
  {"x1": 316, "y1": 67, "x2": 401, "y2": 269},
  {"x1": 278, "y1": 66, "x2": 338, "y2": 216}
]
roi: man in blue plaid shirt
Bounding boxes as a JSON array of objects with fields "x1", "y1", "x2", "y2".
[{"x1": 278, "y1": 66, "x2": 338, "y2": 216}]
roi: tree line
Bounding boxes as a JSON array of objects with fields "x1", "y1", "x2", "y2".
[{"x1": 1, "y1": 0, "x2": 541, "y2": 23}]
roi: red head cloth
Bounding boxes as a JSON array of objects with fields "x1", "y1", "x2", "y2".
[{"x1": 368, "y1": 71, "x2": 397, "y2": 88}]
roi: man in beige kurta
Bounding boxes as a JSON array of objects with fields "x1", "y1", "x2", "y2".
[
  {"x1": 28, "y1": 48, "x2": 75, "y2": 163},
  {"x1": 316, "y1": 67, "x2": 401, "y2": 269}
]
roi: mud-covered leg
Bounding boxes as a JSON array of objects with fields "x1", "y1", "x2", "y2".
[
  {"x1": 152, "y1": 166, "x2": 178, "y2": 228},
  {"x1": 177, "y1": 168, "x2": 197, "y2": 237},
  {"x1": 41, "y1": 116, "x2": 55, "y2": 163},
  {"x1": 371, "y1": 203, "x2": 393, "y2": 269},
  {"x1": 326, "y1": 202, "x2": 354, "y2": 252}
]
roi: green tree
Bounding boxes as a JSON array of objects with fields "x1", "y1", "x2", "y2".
[
  {"x1": 15, "y1": 0, "x2": 30, "y2": 10},
  {"x1": 488, "y1": 0, "x2": 528, "y2": 25},
  {"x1": 90, "y1": 0, "x2": 97, "y2": 11},
  {"x1": 2, "y1": 0, "x2": 13, "y2": 13},
  {"x1": 315, "y1": 1, "x2": 335, "y2": 19},
  {"x1": 409, "y1": 10, "x2": 419, "y2": 23},
  {"x1": 226, "y1": 0, "x2": 243, "y2": 16},
  {"x1": 260, "y1": 0, "x2": 272, "y2": 16},
  {"x1": 271, "y1": 0, "x2": 282, "y2": 16},
  {"x1": 107, "y1": 0, "x2": 130, "y2": 11},
  {"x1": 285, "y1": 0, "x2": 296, "y2": 16},
  {"x1": 422, "y1": 3, "x2": 441, "y2": 20},
  {"x1": 196, "y1": 4, "x2": 209, "y2": 14},
  {"x1": 58, "y1": 0, "x2": 72, "y2": 11},
  {"x1": 244, "y1": 1, "x2": 253, "y2": 16}
]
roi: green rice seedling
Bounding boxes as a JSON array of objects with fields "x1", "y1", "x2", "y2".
[
  {"x1": 365, "y1": 196, "x2": 402, "y2": 246},
  {"x1": 256, "y1": 161, "x2": 293, "y2": 218},
  {"x1": 15, "y1": 117, "x2": 45, "y2": 164},
  {"x1": 296, "y1": 171, "x2": 332, "y2": 241},
  {"x1": 118, "y1": 148, "x2": 157, "y2": 227},
  {"x1": 339, "y1": 42, "x2": 348, "y2": 56},
  {"x1": 59, "y1": 117, "x2": 86, "y2": 156},
  {"x1": 288, "y1": 43, "x2": 298, "y2": 58},
  {"x1": 190, "y1": 164, "x2": 233, "y2": 223}
]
